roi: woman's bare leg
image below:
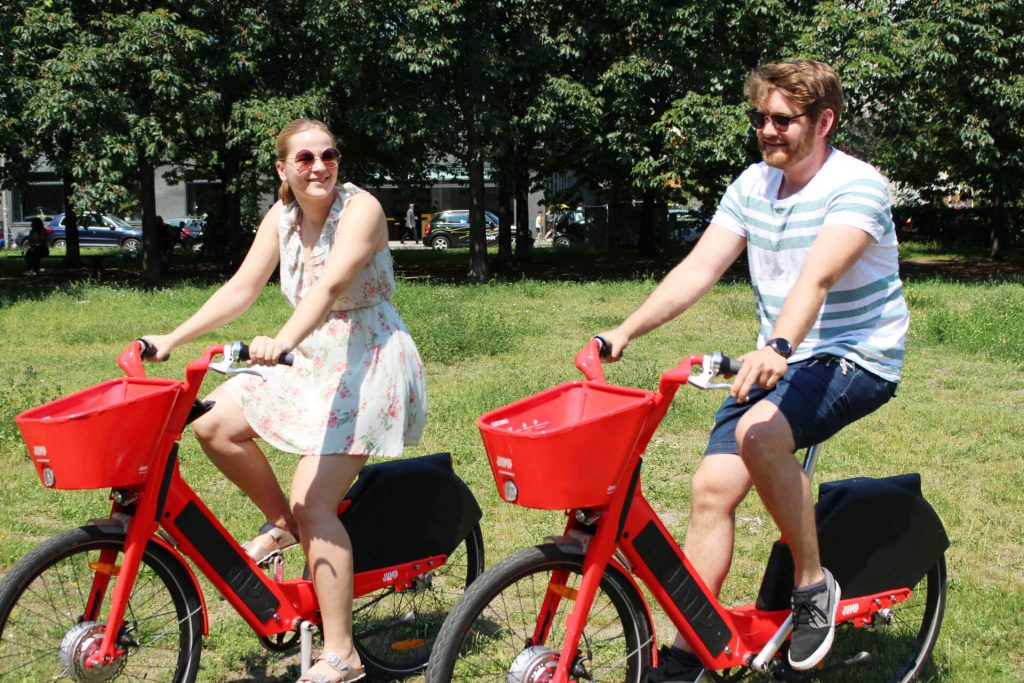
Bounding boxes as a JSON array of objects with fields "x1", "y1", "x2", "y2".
[
  {"x1": 191, "y1": 387, "x2": 295, "y2": 536},
  {"x1": 290, "y1": 453, "x2": 368, "y2": 676}
]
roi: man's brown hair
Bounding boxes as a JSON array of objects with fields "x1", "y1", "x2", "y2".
[{"x1": 744, "y1": 60, "x2": 844, "y2": 139}]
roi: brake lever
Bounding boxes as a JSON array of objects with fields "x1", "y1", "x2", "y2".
[
  {"x1": 208, "y1": 341, "x2": 266, "y2": 379},
  {"x1": 686, "y1": 352, "x2": 734, "y2": 390}
]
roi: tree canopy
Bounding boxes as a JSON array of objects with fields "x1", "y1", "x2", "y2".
[{"x1": 2, "y1": 0, "x2": 1020, "y2": 277}]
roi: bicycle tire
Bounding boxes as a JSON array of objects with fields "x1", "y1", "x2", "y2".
[
  {"x1": 354, "y1": 523, "x2": 485, "y2": 678},
  {"x1": 427, "y1": 543, "x2": 652, "y2": 683},
  {"x1": 703, "y1": 555, "x2": 947, "y2": 683},
  {"x1": 0, "y1": 526, "x2": 203, "y2": 683}
]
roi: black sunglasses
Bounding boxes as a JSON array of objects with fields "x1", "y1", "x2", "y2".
[
  {"x1": 747, "y1": 110, "x2": 809, "y2": 131},
  {"x1": 289, "y1": 148, "x2": 340, "y2": 172}
]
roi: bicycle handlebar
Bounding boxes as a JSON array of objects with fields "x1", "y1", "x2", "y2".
[{"x1": 232, "y1": 342, "x2": 295, "y2": 367}]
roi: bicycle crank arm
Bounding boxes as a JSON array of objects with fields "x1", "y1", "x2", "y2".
[{"x1": 774, "y1": 651, "x2": 871, "y2": 680}]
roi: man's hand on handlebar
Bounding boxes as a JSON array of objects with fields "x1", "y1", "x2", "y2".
[
  {"x1": 138, "y1": 335, "x2": 174, "y2": 362},
  {"x1": 731, "y1": 346, "x2": 787, "y2": 402},
  {"x1": 594, "y1": 330, "x2": 629, "y2": 362}
]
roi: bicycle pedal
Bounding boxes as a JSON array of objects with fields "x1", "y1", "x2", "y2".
[{"x1": 774, "y1": 651, "x2": 871, "y2": 681}]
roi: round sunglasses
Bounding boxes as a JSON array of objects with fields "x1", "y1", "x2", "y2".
[{"x1": 287, "y1": 148, "x2": 340, "y2": 173}]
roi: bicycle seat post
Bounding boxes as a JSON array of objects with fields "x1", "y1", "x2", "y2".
[{"x1": 801, "y1": 442, "x2": 823, "y2": 479}]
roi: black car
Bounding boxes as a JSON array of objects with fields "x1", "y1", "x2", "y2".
[
  {"x1": 423, "y1": 210, "x2": 499, "y2": 249},
  {"x1": 165, "y1": 218, "x2": 205, "y2": 251}
]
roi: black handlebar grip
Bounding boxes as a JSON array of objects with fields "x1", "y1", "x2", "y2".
[
  {"x1": 719, "y1": 354, "x2": 743, "y2": 376},
  {"x1": 137, "y1": 338, "x2": 157, "y2": 359},
  {"x1": 236, "y1": 342, "x2": 295, "y2": 366},
  {"x1": 593, "y1": 335, "x2": 612, "y2": 359}
]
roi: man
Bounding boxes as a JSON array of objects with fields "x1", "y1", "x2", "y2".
[
  {"x1": 404, "y1": 203, "x2": 417, "y2": 243},
  {"x1": 598, "y1": 60, "x2": 907, "y2": 680}
]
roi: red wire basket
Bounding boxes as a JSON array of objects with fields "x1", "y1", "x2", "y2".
[
  {"x1": 16, "y1": 377, "x2": 183, "y2": 490},
  {"x1": 478, "y1": 381, "x2": 656, "y2": 509}
]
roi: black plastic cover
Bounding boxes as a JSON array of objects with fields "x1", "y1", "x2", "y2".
[
  {"x1": 341, "y1": 452, "x2": 482, "y2": 574},
  {"x1": 756, "y1": 473, "x2": 949, "y2": 610}
]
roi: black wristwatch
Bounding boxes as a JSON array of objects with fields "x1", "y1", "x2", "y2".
[{"x1": 765, "y1": 337, "x2": 793, "y2": 358}]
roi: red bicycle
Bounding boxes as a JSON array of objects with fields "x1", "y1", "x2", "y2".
[
  {"x1": 427, "y1": 339, "x2": 947, "y2": 682},
  {"x1": 1, "y1": 340, "x2": 484, "y2": 682}
]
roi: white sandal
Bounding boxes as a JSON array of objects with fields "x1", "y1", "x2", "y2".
[
  {"x1": 242, "y1": 522, "x2": 299, "y2": 562},
  {"x1": 297, "y1": 652, "x2": 365, "y2": 683}
]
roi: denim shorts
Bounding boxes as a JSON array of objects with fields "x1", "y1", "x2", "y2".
[{"x1": 705, "y1": 355, "x2": 898, "y2": 456}]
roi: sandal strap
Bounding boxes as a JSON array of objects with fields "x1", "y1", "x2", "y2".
[
  {"x1": 318, "y1": 653, "x2": 347, "y2": 674},
  {"x1": 313, "y1": 653, "x2": 364, "y2": 682}
]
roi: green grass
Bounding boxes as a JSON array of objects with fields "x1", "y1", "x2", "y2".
[{"x1": 0, "y1": 256, "x2": 1022, "y2": 681}]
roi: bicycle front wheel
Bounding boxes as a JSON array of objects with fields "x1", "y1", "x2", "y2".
[
  {"x1": 0, "y1": 526, "x2": 203, "y2": 683},
  {"x1": 428, "y1": 544, "x2": 652, "y2": 683},
  {"x1": 353, "y1": 523, "x2": 485, "y2": 677}
]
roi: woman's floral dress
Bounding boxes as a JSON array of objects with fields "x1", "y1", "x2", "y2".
[{"x1": 223, "y1": 183, "x2": 427, "y2": 457}]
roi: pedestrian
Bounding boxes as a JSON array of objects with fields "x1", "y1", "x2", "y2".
[
  {"x1": 404, "y1": 203, "x2": 417, "y2": 243},
  {"x1": 534, "y1": 210, "x2": 544, "y2": 240},
  {"x1": 598, "y1": 60, "x2": 907, "y2": 681},
  {"x1": 24, "y1": 217, "x2": 49, "y2": 275},
  {"x1": 141, "y1": 118, "x2": 427, "y2": 683}
]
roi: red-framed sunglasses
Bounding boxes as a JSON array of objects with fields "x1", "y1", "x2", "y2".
[{"x1": 288, "y1": 148, "x2": 340, "y2": 173}]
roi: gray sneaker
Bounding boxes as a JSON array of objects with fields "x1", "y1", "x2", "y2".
[{"x1": 788, "y1": 567, "x2": 841, "y2": 671}]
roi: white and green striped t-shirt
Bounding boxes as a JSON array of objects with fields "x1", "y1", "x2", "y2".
[{"x1": 711, "y1": 148, "x2": 909, "y2": 383}]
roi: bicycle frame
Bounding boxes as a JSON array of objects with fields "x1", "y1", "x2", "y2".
[
  {"x1": 532, "y1": 341, "x2": 920, "y2": 681},
  {"x1": 71, "y1": 342, "x2": 454, "y2": 671}
]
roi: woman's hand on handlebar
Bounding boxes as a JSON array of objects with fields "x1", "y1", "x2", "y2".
[
  {"x1": 138, "y1": 334, "x2": 175, "y2": 362},
  {"x1": 246, "y1": 335, "x2": 292, "y2": 366},
  {"x1": 594, "y1": 329, "x2": 629, "y2": 362},
  {"x1": 731, "y1": 346, "x2": 787, "y2": 402}
]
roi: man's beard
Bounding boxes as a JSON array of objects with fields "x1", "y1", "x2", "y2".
[{"x1": 760, "y1": 128, "x2": 814, "y2": 170}]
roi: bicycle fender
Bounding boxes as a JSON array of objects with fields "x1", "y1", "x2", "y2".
[
  {"x1": 540, "y1": 538, "x2": 659, "y2": 657},
  {"x1": 756, "y1": 473, "x2": 949, "y2": 610},
  {"x1": 84, "y1": 525, "x2": 210, "y2": 636}
]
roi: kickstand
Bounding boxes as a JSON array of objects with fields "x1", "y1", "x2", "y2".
[{"x1": 299, "y1": 620, "x2": 315, "y2": 673}]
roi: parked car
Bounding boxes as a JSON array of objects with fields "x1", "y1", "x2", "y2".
[
  {"x1": 16, "y1": 213, "x2": 143, "y2": 251},
  {"x1": 667, "y1": 207, "x2": 710, "y2": 244},
  {"x1": 423, "y1": 210, "x2": 500, "y2": 249},
  {"x1": 165, "y1": 218, "x2": 205, "y2": 251}
]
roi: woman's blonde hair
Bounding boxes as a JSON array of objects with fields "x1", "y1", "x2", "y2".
[
  {"x1": 276, "y1": 118, "x2": 336, "y2": 204},
  {"x1": 744, "y1": 60, "x2": 845, "y2": 139}
]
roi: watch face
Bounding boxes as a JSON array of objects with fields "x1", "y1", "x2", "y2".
[{"x1": 769, "y1": 338, "x2": 792, "y2": 357}]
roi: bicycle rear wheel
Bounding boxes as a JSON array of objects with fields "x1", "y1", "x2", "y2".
[
  {"x1": 353, "y1": 523, "x2": 485, "y2": 678},
  {"x1": 0, "y1": 526, "x2": 203, "y2": 683},
  {"x1": 707, "y1": 556, "x2": 947, "y2": 683},
  {"x1": 822, "y1": 555, "x2": 946, "y2": 683},
  {"x1": 427, "y1": 544, "x2": 652, "y2": 683}
]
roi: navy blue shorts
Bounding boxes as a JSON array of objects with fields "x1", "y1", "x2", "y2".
[{"x1": 705, "y1": 355, "x2": 898, "y2": 456}]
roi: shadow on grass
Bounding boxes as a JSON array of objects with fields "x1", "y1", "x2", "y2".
[{"x1": 2, "y1": 243, "x2": 1022, "y2": 308}]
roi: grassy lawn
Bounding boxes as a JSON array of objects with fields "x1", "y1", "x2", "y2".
[{"x1": 0, "y1": 244, "x2": 1021, "y2": 681}]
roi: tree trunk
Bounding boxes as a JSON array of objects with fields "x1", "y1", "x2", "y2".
[
  {"x1": 60, "y1": 168, "x2": 81, "y2": 268},
  {"x1": 496, "y1": 173, "x2": 513, "y2": 265},
  {"x1": 140, "y1": 159, "x2": 163, "y2": 284},
  {"x1": 467, "y1": 151, "x2": 489, "y2": 282},
  {"x1": 638, "y1": 187, "x2": 658, "y2": 256},
  {"x1": 223, "y1": 148, "x2": 245, "y2": 272},
  {"x1": 990, "y1": 178, "x2": 1007, "y2": 261},
  {"x1": 514, "y1": 145, "x2": 531, "y2": 262}
]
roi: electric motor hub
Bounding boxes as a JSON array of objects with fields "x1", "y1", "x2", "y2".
[{"x1": 59, "y1": 621, "x2": 127, "y2": 682}]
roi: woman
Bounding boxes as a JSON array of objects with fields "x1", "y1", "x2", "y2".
[{"x1": 142, "y1": 118, "x2": 427, "y2": 683}]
